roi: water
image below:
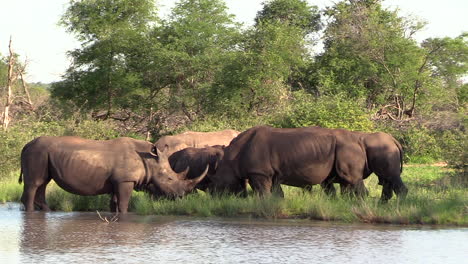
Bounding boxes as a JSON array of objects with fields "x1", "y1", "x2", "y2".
[{"x1": 1, "y1": 203, "x2": 467, "y2": 264}]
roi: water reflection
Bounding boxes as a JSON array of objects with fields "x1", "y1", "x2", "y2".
[{"x1": 0, "y1": 203, "x2": 466, "y2": 264}]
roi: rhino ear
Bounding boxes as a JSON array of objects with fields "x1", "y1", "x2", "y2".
[
  {"x1": 158, "y1": 144, "x2": 169, "y2": 156},
  {"x1": 156, "y1": 147, "x2": 165, "y2": 158}
]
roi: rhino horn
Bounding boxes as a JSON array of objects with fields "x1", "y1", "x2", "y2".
[
  {"x1": 185, "y1": 165, "x2": 209, "y2": 191},
  {"x1": 178, "y1": 166, "x2": 190, "y2": 180}
]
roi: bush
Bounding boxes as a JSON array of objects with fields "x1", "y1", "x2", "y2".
[
  {"x1": 438, "y1": 129, "x2": 467, "y2": 169},
  {"x1": 378, "y1": 123, "x2": 442, "y2": 163},
  {"x1": 182, "y1": 114, "x2": 268, "y2": 134},
  {"x1": 272, "y1": 90, "x2": 374, "y2": 131}
]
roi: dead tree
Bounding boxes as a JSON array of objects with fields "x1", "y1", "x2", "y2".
[
  {"x1": 18, "y1": 60, "x2": 33, "y2": 108},
  {"x1": 2, "y1": 36, "x2": 16, "y2": 131}
]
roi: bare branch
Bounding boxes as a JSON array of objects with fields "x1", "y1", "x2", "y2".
[
  {"x1": 18, "y1": 58, "x2": 33, "y2": 108},
  {"x1": 96, "y1": 210, "x2": 119, "y2": 223},
  {"x1": 96, "y1": 210, "x2": 109, "y2": 223},
  {"x1": 3, "y1": 36, "x2": 15, "y2": 131}
]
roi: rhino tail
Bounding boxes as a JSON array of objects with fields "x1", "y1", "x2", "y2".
[
  {"x1": 18, "y1": 137, "x2": 36, "y2": 184},
  {"x1": 393, "y1": 138, "x2": 404, "y2": 173},
  {"x1": 19, "y1": 168, "x2": 23, "y2": 184}
]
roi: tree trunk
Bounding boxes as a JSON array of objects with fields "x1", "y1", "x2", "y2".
[
  {"x1": 145, "y1": 107, "x2": 154, "y2": 141},
  {"x1": 2, "y1": 37, "x2": 15, "y2": 131},
  {"x1": 19, "y1": 68, "x2": 33, "y2": 108}
]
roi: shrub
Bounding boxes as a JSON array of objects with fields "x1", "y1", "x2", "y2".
[
  {"x1": 438, "y1": 129, "x2": 467, "y2": 169},
  {"x1": 273, "y1": 90, "x2": 374, "y2": 131},
  {"x1": 379, "y1": 122, "x2": 445, "y2": 164},
  {"x1": 182, "y1": 114, "x2": 268, "y2": 134}
]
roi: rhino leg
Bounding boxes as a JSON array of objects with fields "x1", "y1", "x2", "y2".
[
  {"x1": 378, "y1": 171, "x2": 407, "y2": 202},
  {"x1": 109, "y1": 193, "x2": 118, "y2": 212},
  {"x1": 249, "y1": 173, "x2": 272, "y2": 197},
  {"x1": 21, "y1": 183, "x2": 39, "y2": 212},
  {"x1": 34, "y1": 180, "x2": 51, "y2": 211},
  {"x1": 116, "y1": 182, "x2": 134, "y2": 213},
  {"x1": 240, "y1": 179, "x2": 249, "y2": 197},
  {"x1": 320, "y1": 179, "x2": 337, "y2": 197},
  {"x1": 380, "y1": 179, "x2": 394, "y2": 202},
  {"x1": 271, "y1": 184, "x2": 284, "y2": 198},
  {"x1": 340, "y1": 180, "x2": 368, "y2": 198},
  {"x1": 392, "y1": 177, "x2": 408, "y2": 199}
]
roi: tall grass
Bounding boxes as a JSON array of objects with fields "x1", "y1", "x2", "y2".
[
  {"x1": 2, "y1": 165, "x2": 466, "y2": 225},
  {"x1": 0, "y1": 170, "x2": 22, "y2": 203}
]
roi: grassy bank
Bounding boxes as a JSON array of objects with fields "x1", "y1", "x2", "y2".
[{"x1": 1, "y1": 165, "x2": 466, "y2": 225}]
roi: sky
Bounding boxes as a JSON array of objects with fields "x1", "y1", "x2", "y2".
[{"x1": 0, "y1": 0, "x2": 466, "y2": 84}]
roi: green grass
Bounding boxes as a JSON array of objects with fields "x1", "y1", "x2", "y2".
[
  {"x1": 0, "y1": 171, "x2": 23, "y2": 203},
  {"x1": 1, "y1": 165, "x2": 466, "y2": 225}
]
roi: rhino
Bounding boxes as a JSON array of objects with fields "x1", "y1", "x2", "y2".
[
  {"x1": 154, "y1": 129, "x2": 240, "y2": 156},
  {"x1": 211, "y1": 126, "x2": 407, "y2": 201},
  {"x1": 319, "y1": 129, "x2": 407, "y2": 201},
  {"x1": 19, "y1": 136, "x2": 208, "y2": 213},
  {"x1": 168, "y1": 145, "x2": 225, "y2": 192}
]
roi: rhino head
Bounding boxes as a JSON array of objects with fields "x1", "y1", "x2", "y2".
[
  {"x1": 209, "y1": 159, "x2": 245, "y2": 195},
  {"x1": 148, "y1": 146, "x2": 208, "y2": 198}
]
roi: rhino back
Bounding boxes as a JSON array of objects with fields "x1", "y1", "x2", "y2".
[{"x1": 157, "y1": 130, "x2": 239, "y2": 155}]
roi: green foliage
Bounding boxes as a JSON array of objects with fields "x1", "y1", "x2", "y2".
[
  {"x1": 313, "y1": 0, "x2": 428, "y2": 117},
  {"x1": 274, "y1": 90, "x2": 374, "y2": 131},
  {"x1": 400, "y1": 126, "x2": 441, "y2": 163},
  {"x1": 61, "y1": 0, "x2": 156, "y2": 42},
  {"x1": 54, "y1": 0, "x2": 157, "y2": 114},
  {"x1": 156, "y1": 0, "x2": 242, "y2": 121},
  {"x1": 0, "y1": 53, "x2": 7, "y2": 86},
  {"x1": 62, "y1": 120, "x2": 122, "y2": 139},
  {"x1": 255, "y1": 0, "x2": 321, "y2": 35},
  {"x1": 378, "y1": 112, "x2": 466, "y2": 165},
  {"x1": 183, "y1": 114, "x2": 267, "y2": 133},
  {"x1": 422, "y1": 33, "x2": 468, "y2": 109},
  {"x1": 209, "y1": 19, "x2": 313, "y2": 117},
  {"x1": 423, "y1": 33, "x2": 468, "y2": 83},
  {"x1": 379, "y1": 123, "x2": 441, "y2": 163},
  {"x1": 0, "y1": 171, "x2": 22, "y2": 203},
  {"x1": 437, "y1": 129, "x2": 467, "y2": 169}
]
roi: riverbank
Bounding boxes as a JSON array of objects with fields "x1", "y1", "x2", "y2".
[{"x1": 1, "y1": 165, "x2": 466, "y2": 226}]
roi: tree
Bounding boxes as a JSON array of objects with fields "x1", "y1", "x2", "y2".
[
  {"x1": 154, "y1": 0, "x2": 242, "y2": 122},
  {"x1": 52, "y1": 0, "x2": 157, "y2": 119},
  {"x1": 1, "y1": 37, "x2": 34, "y2": 131},
  {"x1": 422, "y1": 33, "x2": 468, "y2": 108},
  {"x1": 208, "y1": 0, "x2": 321, "y2": 117},
  {"x1": 2, "y1": 38, "x2": 15, "y2": 130},
  {"x1": 255, "y1": 0, "x2": 321, "y2": 35},
  {"x1": 312, "y1": 0, "x2": 430, "y2": 119}
]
